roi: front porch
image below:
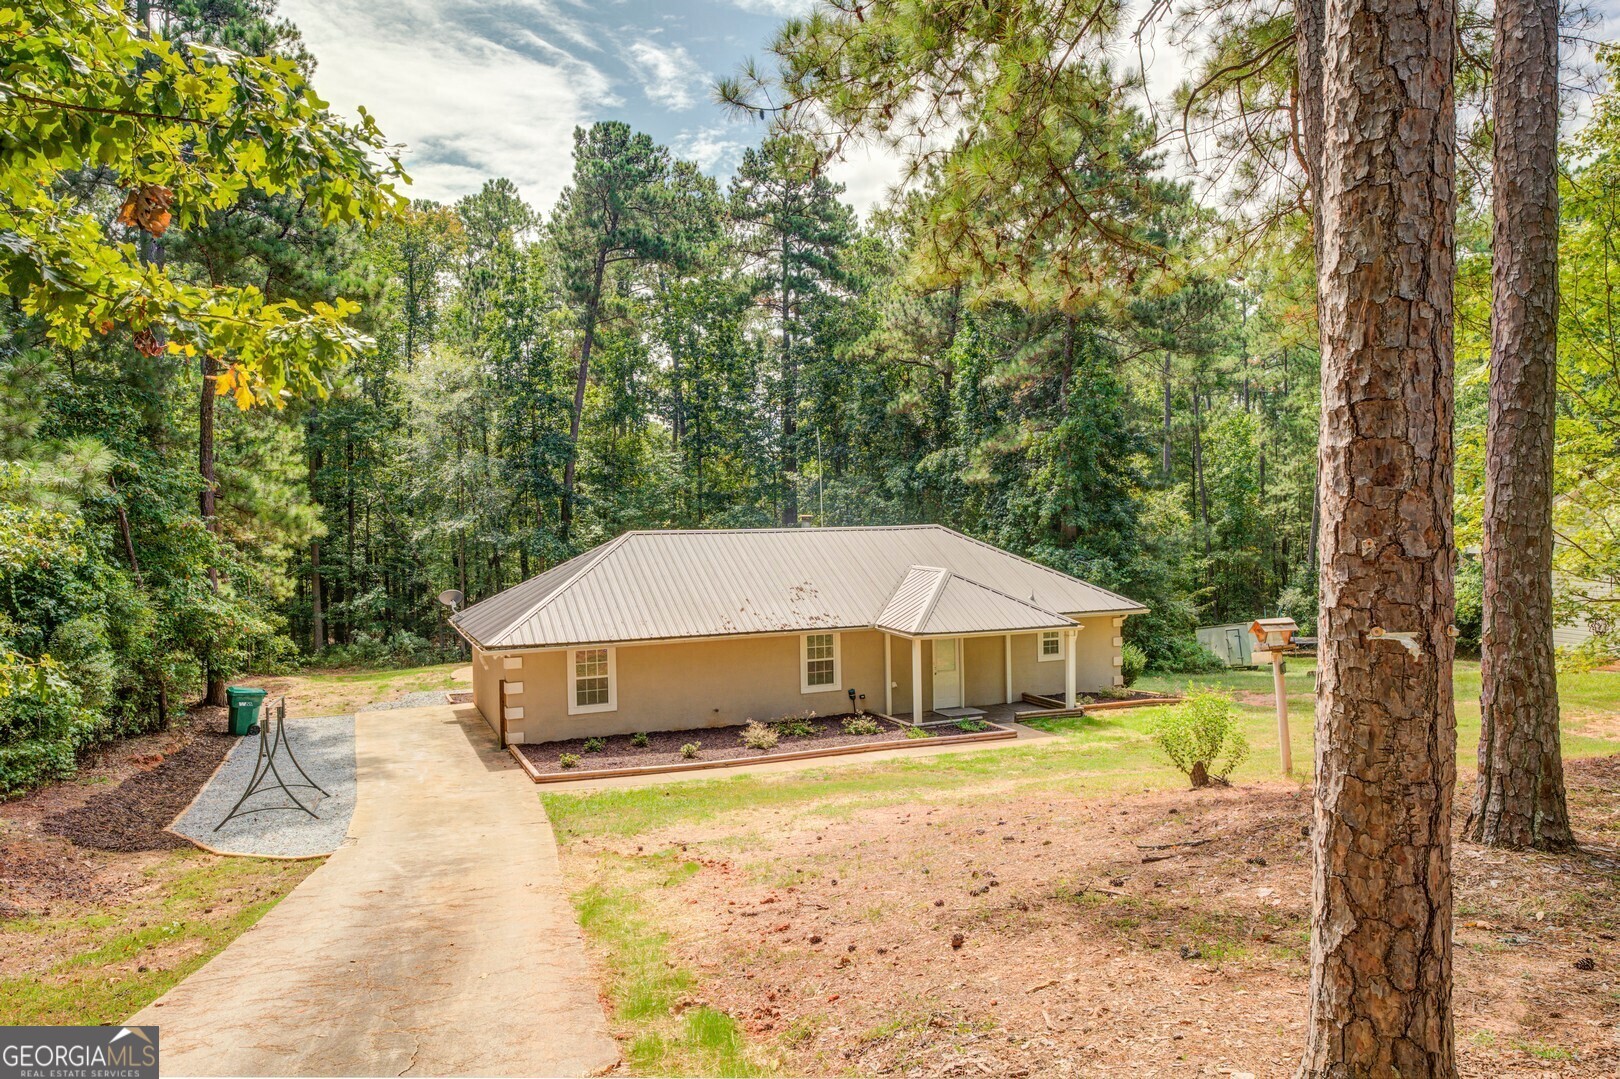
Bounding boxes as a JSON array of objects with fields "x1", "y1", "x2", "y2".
[
  {"x1": 888, "y1": 699, "x2": 1077, "y2": 727},
  {"x1": 880, "y1": 625, "x2": 1086, "y2": 724}
]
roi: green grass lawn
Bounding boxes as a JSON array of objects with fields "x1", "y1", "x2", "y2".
[
  {"x1": 0, "y1": 852, "x2": 317, "y2": 1025},
  {"x1": 545, "y1": 660, "x2": 1620, "y2": 1076}
]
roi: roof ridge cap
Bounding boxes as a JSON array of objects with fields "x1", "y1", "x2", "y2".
[{"x1": 490, "y1": 532, "x2": 634, "y2": 647}]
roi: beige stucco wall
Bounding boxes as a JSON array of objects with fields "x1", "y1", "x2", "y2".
[
  {"x1": 1010, "y1": 618, "x2": 1127, "y2": 699},
  {"x1": 477, "y1": 630, "x2": 886, "y2": 743},
  {"x1": 472, "y1": 616, "x2": 1132, "y2": 744}
]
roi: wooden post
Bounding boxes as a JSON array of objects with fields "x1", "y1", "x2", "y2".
[
  {"x1": 498, "y1": 678, "x2": 508, "y2": 749},
  {"x1": 1272, "y1": 652, "x2": 1291, "y2": 774},
  {"x1": 884, "y1": 634, "x2": 893, "y2": 715},
  {"x1": 911, "y1": 637, "x2": 923, "y2": 724}
]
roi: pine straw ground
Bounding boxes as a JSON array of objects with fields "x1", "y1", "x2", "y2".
[{"x1": 553, "y1": 757, "x2": 1620, "y2": 1077}]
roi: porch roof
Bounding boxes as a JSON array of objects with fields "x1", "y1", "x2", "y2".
[{"x1": 873, "y1": 565, "x2": 1077, "y2": 637}]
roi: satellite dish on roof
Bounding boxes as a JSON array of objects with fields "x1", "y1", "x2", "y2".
[{"x1": 437, "y1": 589, "x2": 464, "y2": 611}]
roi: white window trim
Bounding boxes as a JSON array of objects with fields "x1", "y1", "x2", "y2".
[
  {"x1": 800, "y1": 631, "x2": 842, "y2": 695},
  {"x1": 567, "y1": 646, "x2": 618, "y2": 715},
  {"x1": 1038, "y1": 631, "x2": 1064, "y2": 662}
]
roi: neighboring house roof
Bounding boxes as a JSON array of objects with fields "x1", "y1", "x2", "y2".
[{"x1": 452, "y1": 525, "x2": 1147, "y2": 650}]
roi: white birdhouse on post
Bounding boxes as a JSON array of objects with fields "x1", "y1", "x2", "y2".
[{"x1": 1249, "y1": 616, "x2": 1300, "y2": 774}]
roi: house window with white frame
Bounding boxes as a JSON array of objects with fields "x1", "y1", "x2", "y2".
[
  {"x1": 801, "y1": 632, "x2": 840, "y2": 693},
  {"x1": 1039, "y1": 631, "x2": 1063, "y2": 661},
  {"x1": 569, "y1": 646, "x2": 617, "y2": 714}
]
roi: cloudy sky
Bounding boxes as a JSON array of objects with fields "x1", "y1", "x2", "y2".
[
  {"x1": 280, "y1": 0, "x2": 878, "y2": 212},
  {"x1": 278, "y1": 0, "x2": 1620, "y2": 218}
]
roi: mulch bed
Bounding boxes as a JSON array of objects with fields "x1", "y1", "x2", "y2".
[
  {"x1": 40, "y1": 709, "x2": 236, "y2": 852},
  {"x1": 519, "y1": 713, "x2": 945, "y2": 777}
]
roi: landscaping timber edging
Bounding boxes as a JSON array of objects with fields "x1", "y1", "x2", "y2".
[
  {"x1": 506, "y1": 722, "x2": 1017, "y2": 783},
  {"x1": 1018, "y1": 691, "x2": 1183, "y2": 718},
  {"x1": 1080, "y1": 696, "x2": 1183, "y2": 713}
]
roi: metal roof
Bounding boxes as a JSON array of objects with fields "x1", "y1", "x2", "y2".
[
  {"x1": 873, "y1": 566, "x2": 1076, "y2": 635},
  {"x1": 451, "y1": 525, "x2": 1147, "y2": 649}
]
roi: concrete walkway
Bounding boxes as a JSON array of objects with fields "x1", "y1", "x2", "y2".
[{"x1": 131, "y1": 704, "x2": 618, "y2": 1077}]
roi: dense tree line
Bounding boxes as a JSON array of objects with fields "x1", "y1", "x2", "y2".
[
  {"x1": 8, "y1": 0, "x2": 1620, "y2": 803},
  {"x1": 7, "y1": 0, "x2": 1620, "y2": 1071}
]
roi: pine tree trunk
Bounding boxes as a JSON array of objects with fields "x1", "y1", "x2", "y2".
[
  {"x1": 308, "y1": 432, "x2": 324, "y2": 653},
  {"x1": 561, "y1": 258, "x2": 606, "y2": 541},
  {"x1": 780, "y1": 236, "x2": 799, "y2": 527},
  {"x1": 199, "y1": 355, "x2": 228, "y2": 707},
  {"x1": 1299, "y1": 0, "x2": 1458, "y2": 1069},
  {"x1": 1466, "y1": 0, "x2": 1574, "y2": 851},
  {"x1": 1162, "y1": 354, "x2": 1174, "y2": 478}
]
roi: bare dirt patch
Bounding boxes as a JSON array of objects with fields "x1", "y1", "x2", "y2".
[
  {"x1": 1, "y1": 706, "x2": 320, "y2": 1025},
  {"x1": 241, "y1": 663, "x2": 467, "y2": 718},
  {"x1": 0, "y1": 707, "x2": 231, "y2": 915},
  {"x1": 562, "y1": 757, "x2": 1620, "y2": 1077}
]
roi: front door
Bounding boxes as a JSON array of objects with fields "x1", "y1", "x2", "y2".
[{"x1": 932, "y1": 638, "x2": 962, "y2": 711}]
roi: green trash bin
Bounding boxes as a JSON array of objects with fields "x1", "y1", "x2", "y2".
[{"x1": 225, "y1": 686, "x2": 268, "y2": 736}]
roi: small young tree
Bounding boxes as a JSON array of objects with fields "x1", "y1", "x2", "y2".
[{"x1": 1150, "y1": 691, "x2": 1249, "y2": 787}]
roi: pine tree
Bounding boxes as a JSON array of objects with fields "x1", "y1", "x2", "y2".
[{"x1": 729, "y1": 135, "x2": 855, "y2": 525}]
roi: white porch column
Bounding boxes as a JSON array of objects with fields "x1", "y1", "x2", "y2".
[
  {"x1": 1004, "y1": 634, "x2": 1013, "y2": 704},
  {"x1": 911, "y1": 637, "x2": 924, "y2": 723},
  {"x1": 1064, "y1": 629, "x2": 1078, "y2": 708},
  {"x1": 884, "y1": 634, "x2": 893, "y2": 714}
]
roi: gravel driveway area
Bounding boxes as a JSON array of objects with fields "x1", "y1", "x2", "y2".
[{"x1": 171, "y1": 716, "x2": 356, "y2": 858}]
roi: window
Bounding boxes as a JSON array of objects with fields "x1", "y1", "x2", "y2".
[
  {"x1": 1039, "y1": 631, "x2": 1063, "y2": 662},
  {"x1": 801, "y1": 632, "x2": 841, "y2": 694},
  {"x1": 568, "y1": 646, "x2": 617, "y2": 714}
]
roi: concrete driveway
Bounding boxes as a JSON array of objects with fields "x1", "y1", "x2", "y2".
[{"x1": 131, "y1": 704, "x2": 618, "y2": 1077}]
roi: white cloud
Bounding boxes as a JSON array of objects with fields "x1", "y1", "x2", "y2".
[
  {"x1": 625, "y1": 39, "x2": 708, "y2": 110},
  {"x1": 728, "y1": 0, "x2": 816, "y2": 14},
  {"x1": 283, "y1": 0, "x2": 614, "y2": 209},
  {"x1": 825, "y1": 143, "x2": 908, "y2": 219},
  {"x1": 673, "y1": 123, "x2": 751, "y2": 174}
]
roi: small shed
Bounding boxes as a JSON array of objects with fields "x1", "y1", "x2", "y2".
[{"x1": 1196, "y1": 622, "x2": 1257, "y2": 667}]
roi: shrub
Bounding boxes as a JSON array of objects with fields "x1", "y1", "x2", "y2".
[
  {"x1": 1557, "y1": 638, "x2": 1616, "y2": 674},
  {"x1": 630, "y1": 731, "x2": 649, "y2": 748},
  {"x1": 774, "y1": 710, "x2": 818, "y2": 737},
  {"x1": 582, "y1": 737, "x2": 605, "y2": 753},
  {"x1": 842, "y1": 715, "x2": 881, "y2": 736},
  {"x1": 1150, "y1": 690, "x2": 1249, "y2": 788},
  {"x1": 904, "y1": 725, "x2": 932, "y2": 739},
  {"x1": 740, "y1": 720, "x2": 779, "y2": 751},
  {"x1": 1120, "y1": 643, "x2": 1148, "y2": 687},
  {"x1": 953, "y1": 718, "x2": 989, "y2": 733},
  {"x1": 1149, "y1": 637, "x2": 1227, "y2": 674},
  {"x1": 558, "y1": 752, "x2": 580, "y2": 769},
  {"x1": 680, "y1": 741, "x2": 701, "y2": 759}
]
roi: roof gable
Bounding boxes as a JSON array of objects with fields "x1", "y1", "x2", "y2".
[
  {"x1": 874, "y1": 566, "x2": 1076, "y2": 635},
  {"x1": 452, "y1": 525, "x2": 1145, "y2": 649}
]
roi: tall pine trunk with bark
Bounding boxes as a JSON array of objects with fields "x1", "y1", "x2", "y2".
[
  {"x1": 199, "y1": 355, "x2": 228, "y2": 707},
  {"x1": 1467, "y1": 0, "x2": 1575, "y2": 851},
  {"x1": 1298, "y1": 0, "x2": 1458, "y2": 1069}
]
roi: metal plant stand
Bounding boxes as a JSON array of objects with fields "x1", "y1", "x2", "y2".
[{"x1": 216, "y1": 696, "x2": 328, "y2": 830}]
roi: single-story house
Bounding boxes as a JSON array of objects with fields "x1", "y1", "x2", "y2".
[{"x1": 450, "y1": 525, "x2": 1148, "y2": 744}]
